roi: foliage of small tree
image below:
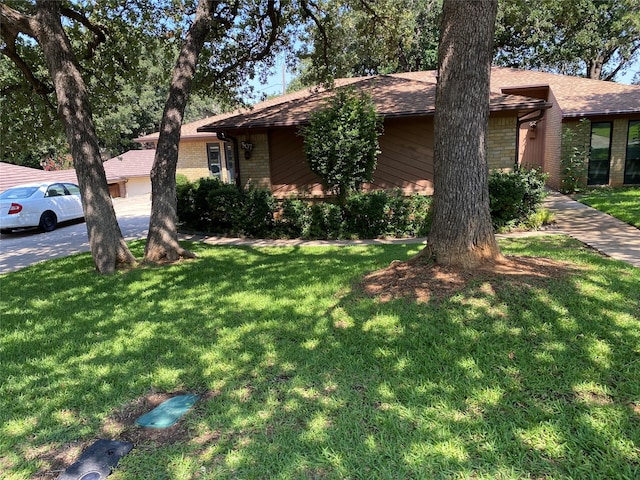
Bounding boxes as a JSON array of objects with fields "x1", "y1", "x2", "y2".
[
  {"x1": 560, "y1": 119, "x2": 590, "y2": 194},
  {"x1": 299, "y1": 88, "x2": 383, "y2": 205}
]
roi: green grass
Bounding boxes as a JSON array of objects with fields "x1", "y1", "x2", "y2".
[
  {"x1": 1, "y1": 238, "x2": 639, "y2": 479},
  {"x1": 575, "y1": 187, "x2": 640, "y2": 228}
]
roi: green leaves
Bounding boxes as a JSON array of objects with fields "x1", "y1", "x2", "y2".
[
  {"x1": 494, "y1": 0, "x2": 640, "y2": 80},
  {"x1": 299, "y1": 87, "x2": 383, "y2": 204}
]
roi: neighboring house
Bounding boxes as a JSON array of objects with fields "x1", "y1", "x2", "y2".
[
  {"x1": 134, "y1": 67, "x2": 640, "y2": 196},
  {"x1": 0, "y1": 149, "x2": 156, "y2": 197},
  {"x1": 101, "y1": 149, "x2": 155, "y2": 197}
]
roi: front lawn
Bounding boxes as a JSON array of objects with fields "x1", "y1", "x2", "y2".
[
  {"x1": 1, "y1": 238, "x2": 639, "y2": 479},
  {"x1": 575, "y1": 187, "x2": 640, "y2": 228}
]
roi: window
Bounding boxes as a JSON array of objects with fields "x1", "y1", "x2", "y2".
[
  {"x1": 207, "y1": 142, "x2": 235, "y2": 184},
  {"x1": 224, "y1": 142, "x2": 235, "y2": 184},
  {"x1": 64, "y1": 183, "x2": 81, "y2": 195},
  {"x1": 625, "y1": 120, "x2": 640, "y2": 185},
  {"x1": 46, "y1": 183, "x2": 65, "y2": 197},
  {"x1": 207, "y1": 143, "x2": 222, "y2": 179},
  {"x1": 588, "y1": 122, "x2": 612, "y2": 185}
]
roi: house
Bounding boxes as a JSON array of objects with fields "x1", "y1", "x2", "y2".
[
  {"x1": 0, "y1": 149, "x2": 156, "y2": 197},
  {"x1": 134, "y1": 67, "x2": 640, "y2": 196},
  {"x1": 101, "y1": 149, "x2": 156, "y2": 197}
]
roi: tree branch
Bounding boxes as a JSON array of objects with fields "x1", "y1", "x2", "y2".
[
  {"x1": 216, "y1": 0, "x2": 282, "y2": 78},
  {"x1": 301, "y1": 0, "x2": 331, "y2": 80},
  {"x1": 0, "y1": 3, "x2": 54, "y2": 98},
  {"x1": 60, "y1": 6, "x2": 107, "y2": 60}
]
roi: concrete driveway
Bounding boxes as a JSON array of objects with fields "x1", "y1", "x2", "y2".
[{"x1": 0, "y1": 196, "x2": 151, "y2": 274}]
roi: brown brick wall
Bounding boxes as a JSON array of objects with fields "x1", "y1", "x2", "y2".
[
  {"x1": 487, "y1": 115, "x2": 517, "y2": 170},
  {"x1": 543, "y1": 92, "x2": 563, "y2": 189}
]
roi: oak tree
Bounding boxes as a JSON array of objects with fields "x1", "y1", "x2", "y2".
[
  {"x1": 1, "y1": 1, "x2": 136, "y2": 273},
  {"x1": 425, "y1": 0, "x2": 502, "y2": 268},
  {"x1": 144, "y1": 0, "x2": 288, "y2": 262}
]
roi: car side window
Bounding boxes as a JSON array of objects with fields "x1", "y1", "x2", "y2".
[
  {"x1": 46, "y1": 184, "x2": 64, "y2": 197},
  {"x1": 64, "y1": 184, "x2": 81, "y2": 196}
]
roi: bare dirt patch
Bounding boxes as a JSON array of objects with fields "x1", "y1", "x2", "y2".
[
  {"x1": 359, "y1": 255, "x2": 578, "y2": 303},
  {"x1": 33, "y1": 390, "x2": 218, "y2": 479}
]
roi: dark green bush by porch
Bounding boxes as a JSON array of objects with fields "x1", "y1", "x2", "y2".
[
  {"x1": 176, "y1": 179, "x2": 432, "y2": 239},
  {"x1": 177, "y1": 170, "x2": 547, "y2": 239},
  {"x1": 489, "y1": 167, "x2": 548, "y2": 230}
]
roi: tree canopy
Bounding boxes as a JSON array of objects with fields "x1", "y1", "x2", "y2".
[
  {"x1": 0, "y1": 2, "x2": 225, "y2": 167},
  {"x1": 495, "y1": 0, "x2": 640, "y2": 81},
  {"x1": 295, "y1": 0, "x2": 639, "y2": 84},
  {"x1": 296, "y1": 0, "x2": 440, "y2": 85}
]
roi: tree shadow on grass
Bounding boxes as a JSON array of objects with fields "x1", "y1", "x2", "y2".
[{"x1": 1, "y1": 237, "x2": 639, "y2": 479}]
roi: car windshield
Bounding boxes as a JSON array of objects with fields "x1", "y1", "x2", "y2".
[{"x1": 0, "y1": 186, "x2": 40, "y2": 200}]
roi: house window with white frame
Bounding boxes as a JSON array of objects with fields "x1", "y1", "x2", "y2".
[{"x1": 207, "y1": 143, "x2": 235, "y2": 184}]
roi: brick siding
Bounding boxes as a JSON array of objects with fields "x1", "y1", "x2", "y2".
[
  {"x1": 487, "y1": 115, "x2": 517, "y2": 170},
  {"x1": 542, "y1": 92, "x2": 563, "y2": 189},
  {"x1": 175, "y1": 139, "x2": 216, "y2": 181},
  {"x1": 238, "y1": 133, "x2": 271, "y2": 189}
]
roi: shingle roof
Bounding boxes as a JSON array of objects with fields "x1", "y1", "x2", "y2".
[
  {"x1": 102, "y1": 149, "x2": 155, "y2": 181},
  {"x1": 397, "y1": 68, "x2": 640, "y2": 117},
  {"x1": 0, "y1": 149, "x2": 155, "y2": 193},
  {"x1": 0, "y1": 162, "x2": 78, "y2": 193},
  {"x1": 135, "y1": 67, "x2": 639, "y2": 142},
  {"x1": 197, "y1": 74, "x2": 549, "y2": 132},
  {"x1": 491, "y1": 67, "x2": 640, "y2": 117}
]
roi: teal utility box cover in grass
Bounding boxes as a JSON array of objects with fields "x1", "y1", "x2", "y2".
[{"x1": 135, "y1": 394, "x2": 198, "y2": 428}]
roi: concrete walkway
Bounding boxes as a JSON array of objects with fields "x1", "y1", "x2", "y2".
[
  {"x1": 540, "y1": 191, "x2": 640, "y2": 268},
  {"x1": 186, "y1": 190, "x2": 640, "y2": 269}
]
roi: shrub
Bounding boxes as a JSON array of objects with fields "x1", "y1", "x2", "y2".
[
  {"x1": 343, "y1": 191, "x2": 389, "y2": 238},
  {"x1": 386, "y1": 191, "x2": 432, "y2": 237},
  {"x1": 276, "y1": 198, "x2": 310, "y2": 238},
  {"x1": 305, "y1": 202, "x2": 343, "y2": 239},
  {"x1": 176, "y1": 178, "x2": 276, "y2": 236},
  {"x1": 489, "y1": 168, "x2": 548, "y2": 229},
  {"x1": 299, "y1": 88, "x2": 383, "y2": 205},
  {"x1": 238, "y1": 189, "x2": 276, "y2": 237},
  {"x1": 560, "y1": 119, "x2": 589, "y2": 193}
]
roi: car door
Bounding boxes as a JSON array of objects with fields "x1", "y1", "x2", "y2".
[
  {"x1": 62, "y1": 183, "x2": 84, "y2": 219},
  {"x1": 45, "y1": 183, "x2": 74, "y2": 221}
]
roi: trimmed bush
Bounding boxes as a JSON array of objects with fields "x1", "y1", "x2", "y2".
[
  {"x1": 386, "y1": 191, "x2": 432, "y2": 237},
  {"x1": 306, "y1": 202, "x2": 343, "y2": 239},
  {"x1": 343, "y1": 191, "x2": 389, "y2": 238},
  {"x1": 489, "y1": 168, "x2": 548, "y2": 229}
]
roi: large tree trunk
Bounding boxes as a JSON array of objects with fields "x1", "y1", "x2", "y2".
[
  {"x1": 35, "y1": 1, "x2": 136, "y2": 274},
  {"x1": 144, "y1": 0, "x2": 213, "y2": 263},
  {"x1": 424, "y1": 0, "x2": 502, "y2": 268}
]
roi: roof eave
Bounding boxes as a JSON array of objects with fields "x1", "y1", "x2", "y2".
[{"x1": 562, "y1": 109, "x2": 640, "y2": 119}]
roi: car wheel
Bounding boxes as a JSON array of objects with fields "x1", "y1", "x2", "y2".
[{"x1": 39, "y1": 211, "x2": 58, "y2": 232}]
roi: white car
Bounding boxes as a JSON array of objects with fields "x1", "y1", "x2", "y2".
[{"x1": 0, "y1": 182, "x2": 85, "y2": 233}]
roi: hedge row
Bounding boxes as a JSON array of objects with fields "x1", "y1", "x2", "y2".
[
  {"x1": 176, "y1": 168, "x2": 548, "y2": 239},
  {"x1": 177, "y1": 178, "x2": 431, "y2": 239}
]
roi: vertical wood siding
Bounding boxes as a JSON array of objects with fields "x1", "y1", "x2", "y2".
[{"x1": 269, "y1": 118, "x2": 435, "y2": 198}]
